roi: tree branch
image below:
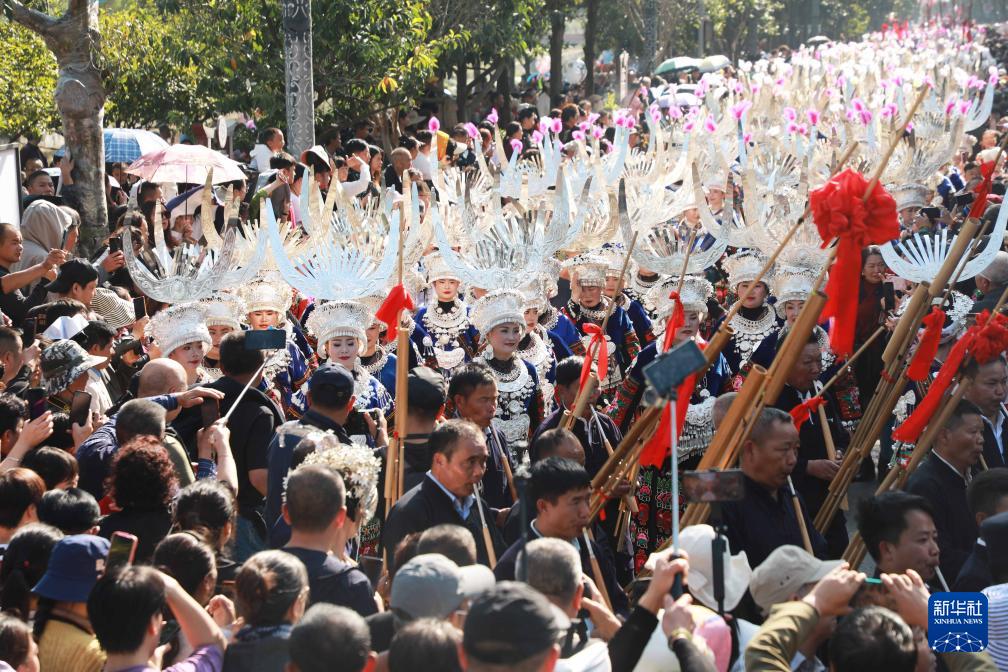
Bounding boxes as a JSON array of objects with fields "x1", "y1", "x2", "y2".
[{"x1": 6, "y1": 0, "x2": 58, "y2": 36}]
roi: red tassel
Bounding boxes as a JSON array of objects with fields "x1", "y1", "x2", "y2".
[
  {"x1": 662, "y1": 291, "x2": 685, "y2": 352},
  {"x1": 579, "y1": 323, "x2": 609, "y2": 393},
  {"x1": 810, "y1": 168, "x2": 900, "y2": 356},
  {"x1": 639, "y1": 346, "x2": 703, "y2": 468},
  {"x1": 789, "y1": 396, "x2": 825, "y2": 431},
  {"x1": 970, "y1": 161, "x2": 997, "y2": 219},
  {"x1": 906, "y1": 307, "x2": 946, "y2": 382},
  {"x1": 375, "y1": 284, "x2": 416, "y2": 341},
  {"x1": 892, "y1": 332, "x2": 972, "y2": 443}
]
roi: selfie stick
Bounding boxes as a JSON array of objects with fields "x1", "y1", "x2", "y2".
[
  {"x1": 221, "y1": 359, "x2": 270, "y2": 424},
  {"x1": 935, "y1": 567, "x2": 950, "y2": 592}
]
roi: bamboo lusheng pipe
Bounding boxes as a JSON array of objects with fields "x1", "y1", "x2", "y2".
[
  {"x1": 562, "y1": 375, "x2": 599, "y2": 431},
  {"x1": 583, "y1": 528, "x2": 613, "y2": 611},
  {"x1": 818, "y1": 325, "x2": 886, "y2": 399},
  {"x1": 788, "y1": 476, "x2": 814, "y2": 554},
  {"x1": 695, "y1": 366, "x2": 769, "y2": 472},
  {"x1": 929, "y1": 217, "x2": 980, "y2": 296},
  {"x1": 881, "y1": 282, "x2": 932, "y2": 367},
  {"x1": 590, "y1": 438, "x2": 648, "y2": 520}
]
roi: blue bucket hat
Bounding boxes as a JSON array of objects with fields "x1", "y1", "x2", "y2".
[{"x1": 33, "y1": 534, "x2": 109, "y2": 603}]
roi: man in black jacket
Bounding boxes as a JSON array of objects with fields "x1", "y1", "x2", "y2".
[
  {"x1": 963, "y1": 356, "x2": 1008, "y2": 469},
  {"x1": 973, "y1": 250, "x2": 1008, "y2": 315},
  {"x1": 382, "y1": 419, "x2": 505, "y2": 570},
  {"x1": 175, "y1": 331, "x2": 283, "y2": 562},
  {"x1": 955, "y1": 469, "x2": 1008, "y2": 591},
  {"x1": 907, "y1": 399, "x2": 986, "y2": 584}
]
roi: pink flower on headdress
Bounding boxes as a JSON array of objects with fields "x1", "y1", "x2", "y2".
[
  {"x1": 786, "y1": 121, "x2": 800, "y2": 135},
  {"x1": 668, "y1": 105, "x2": 683, "y2": 120},
  {"x1": 731, "y1": 100, "x2": 752, "y2": 121},
  {"x1": 486, "y1": 108, "x2": 499, "y2": 125},
  {"x1": 428, "y1": 117, "x2": 440, "y2": 132},
  {"x1": 967, "y1": 75, "x2": 982, "y2": 90},
  {"x1": 572, "y1": 130, "x2": 585, "y2": 141},
  {"x1": 807, "y1": 108, "x2": 821, "y2": 126},
  {"x1": 945, "y1": 98, "x2": 957, "y2": 115},
  {"x1": 750, "y1": 83, "x2": 761, "y2": 95},
  {"x1": 906, "y1": 121, "x2": 914, "y2": 132},
  {"x1": 245, "y1": 119, "x2": 256, "y2": 131},
  {"x1": 880, "y1": 103, "x2": 897, "y2": 119},
  {"x1": 859, "y1": 109, "x2": 873, "y2": 125},
  {"x1": 704, "y1": 114, "x2": 717, "y2": 133},
  {"x1": 588, "y1": 112, "x2": 600, "y2": 125},
  {"x1": 464, "y1": 123, "x2": 479, "y2": 139},
  {"x1": 649, "y1": 106, "x2": 661, "y2": 123},
  {"x1": 798, "y1": 124, "x2": 809, "y2": 136},
  {"x1": 531, "y1": 130, "x2": 544, "y2": 145},
  {"x1": 852, "y1": 98, "x2": 866, "y2": 113},
  {"x1": 845, "y1": 109, "x2": 856, "y2": 122},
  {"x1": 550, "y1": 117, "x2": 563, "y2": 134},
  {"x1": 743, "y1": 132, "x2": 753, "y2": 144},
  {"x1": 958, "y1": 99, "x2": 972, "y2": 116},
  {"x1": 509, "y1": 138, "x2": 523, "y2": 154},
  {"x1": 625, "y1": 116, "x2": 637, "y2": 129},
  {"x1": 732, "y1": 80, "x2": 744, "y2": 94},
  {"x1": 783, "y1": 107, "x2": 798, "y2": 122},
  {"x1": 539, "y1": 119, "x2": 550, "y2": 135},
  {"x1": 592, "y1": 126, "x2": 604, "y2": 139},
  {"x1": 825, "y1": 87, "x2": 837, "y2": 99},
  {"x1": 684, "y1": 120, "x2": 696, "y2": 132}
]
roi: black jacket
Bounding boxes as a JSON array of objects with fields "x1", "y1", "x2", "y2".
[
  {"x1": 906, "y1": 454, "x2": 977, "y2": 583},
  {"x1": 953, "y1": 540, "x2": 992, "y2": 593},
  {"x1": 532, "y1": 407, "x2": 621, "y2": 479},
  {"x1": 382, "y1": 474, "x2": 505, "y2": 569},
  {"x1": 980, "y1": 414, "x2": 1008, "y2": 470}
]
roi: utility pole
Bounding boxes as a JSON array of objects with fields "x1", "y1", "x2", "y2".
[
  {"x1": 644, "y1": 0, "x2": 657, "y2": 74},
  {"x1": 697, "y1": 0, "x2": 709, "y2": 58},
  {"x1": 282, "y1": 0, "x2": 316, "y2": 156}
]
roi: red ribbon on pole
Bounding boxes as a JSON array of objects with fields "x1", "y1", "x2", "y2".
[
  {"x1": 789, "y1": 396, "x2": 826, "y2": 431},
  {"x1": 375, "y1": 284, "x2": 416, "y2": 341},
  {"x1": 809, "y1": 168, "x2": 900, "y2": 356},
  {"x1": 906, "y1": 307, "x2": 946, "y2": 382},
  {"x1": 579, "y1": 323, "x2": 609, "y2": 393},
  {"x1": 662, "y1": 291, "x2": 685, "y2": 352},
  {"x1": 970, "y1": 160, "x2": 997, "y2": 220},
  {"x1": 638, "y1": 341, "x2": 705, "y2": 468}
]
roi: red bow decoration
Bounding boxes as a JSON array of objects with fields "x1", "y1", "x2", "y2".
[
  {"x1": 789, "y1": 396, "x2": 826, "y2": 431},
  {"x1": 810, "y1": 168, "x2": 900, "y2": 356},
  {"x1": 906, "y1": 306, "x2": 946, "y2": 382},
  {"x1": 639, "y1": 342, "x2": 705, "y2": 468},
  {"x1": 375, "y1": 284, "x2": 416, "y2": 341},
  {"x1": 891, "y1": 310, "x2": 1005, "y2": 443},
  {"x1": 970, "y1": 161, "x2": 997, "y2": 219},
  {"x1": 579, "y1": 323, "x2": 609, "y2": 393},
  {"x1": 662, "y1": 291, "x2": 685, "y2": 352}
]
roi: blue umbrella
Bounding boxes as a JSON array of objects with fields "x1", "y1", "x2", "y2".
[{"x1": 103, "y1": 128, "x2": 169, "y2": 163}]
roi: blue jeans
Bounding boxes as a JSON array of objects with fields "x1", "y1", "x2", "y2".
[{"x1": 235, "y1": 514, "x2": 266, "y2": 563}]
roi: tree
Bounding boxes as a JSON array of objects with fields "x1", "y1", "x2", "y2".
[
  {"x1": 0, "y1": 20, "x2": 59, "y2": 138},
  {"x1": 5, "y1": 0, "x2": 108, "y2": 252}
]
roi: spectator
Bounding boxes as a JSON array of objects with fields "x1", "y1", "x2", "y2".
[
  {"x1": 0, "y1": 222, "x2": 65, "y2": 326},
  {"x1": 390, "y1": 553, "x2": 494, "y2": 628},
  {"x1": 14, "y1": 200, "x2": 75, "y2": 288},
  {"x1": 858, "y1": 491, "x2": 940, "y2": 583},
  {"x1": 0, "y1": 613, "x2": 38, "y2": 672},
  {"x1": 223, "y1": 550, "x2": 308, "y2": 672},
  {"x1": 0, "y1": 394, "x2": 27, "y2": 458},
  {"x1": 956, "y1": 469, "x2": 1008, "y2": 591},
  {"x1": 720, "y1": 406, "x2": 826, "y2": 567},
  {"x1": 389, "y1": 618, "x2": 461, "y2": 672},
  {"x1": 43, "y1": 259, "x2": 99, "y2": 308},
  {"x1": 383, "y1": 420, "x2": 505, "y2": 568},
  {"x1": 416, "y1": 524, "x2": 477, "y2": 568},
  {"x1": 494, "y1": 457, "x2": 628, "y2": 616},
  {"x1": 0, "y1": 468, "x2": 44, "y2": 545},
  {"x1": 0, "y1": 329, "x2": 32, "y2": 397},
  {"x1": 23, "y1": 170, "x2": 54, "y2": 197},
  {"x1": 974, "y1": 251, "x2": 1008, "y2": 314},
  {"x1": 907, "y1": 399, "x2": 985, "y2": 582},
  {"x1": 962, "y1": 356, "x2": 1008, "y2": 469},
  {"x1": 288, "y1": 603, "x2": 376, "y2": 672},
  {"x1": 400, "y1": 366, "x2": 448, "y2": 492},
  {"x1": 0, "y1": 523, "x2": 62, "y2": 620},
  {"x1": 36, "y1": 487, "x2": 100, "y2": 535},
  {"x1": 33, "y1": 534, "x2": 109, "y2": 672},
  {"x1": 174, "y1": 479, "x2": 238, "y2": 588},
  {"x1": 251, "y1": 128, "x2": 285, "y2": 171},
  {"x1": 70, "y1": 319, "x2": 117, "y2": 415},
  {"x1": 39, "y1": 339, "x2": 106, "y2": 416},
  {"x1": 98, "y1": 435, "x2": 178, "y2": 563},
  {"x1": 281, "y1": 465, "x2": 377, "y2": 616},
  {"x1": 460, "y1": 582, "x2": 562, "y2": 672},
  {"x1": 21, "y1": 447, "x2": 77, "y2": 490},
  {"x1": 87, "y1": 565, "x2": 225, "y2": 672}
]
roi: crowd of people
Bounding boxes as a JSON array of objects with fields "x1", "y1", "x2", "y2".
[{"x1": 4, "y1": 18, "x2": 1008, "y2": 672}]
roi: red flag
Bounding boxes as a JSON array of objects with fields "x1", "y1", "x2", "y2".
[
  {"x1": 789, "y1": 396, "x2": 826, "y2": 431},
  {"x1": 579, "y1": 323, "x2": 609, "y2": 393},
  {"x1": 639, "y1": 341, "x2": 705, "y2": 468},
  {"x1": 893, "y1": 330, "x2": 972, "y2": 443},
  {"x1": 809, "y1": 168, "x2": 900, "y2": 356},
  {"x1": 906, "y1": 307, "x2": 946, "y2": 382},
  {"x1": 375, "y1": 284, "x2": 415, "y2": 341}
]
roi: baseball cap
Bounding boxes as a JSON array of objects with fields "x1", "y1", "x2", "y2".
[
  {"x1": 408, "y1": 366, "x2": 447, "y2": 404},
  {"x1": 308, "y1": 362, "x2": 354, "y2": 396},
  {"x1": 33, "y1": 534, "x2": 110, "y2": 603},
  {"x1": 463, "y1": 581, "x2": 565, "y2": 665},
  {"x1": 749, "y1": 545, "x2": 843, "y2": 614},
  {"x1": 678, "y1": 524, "x2": 752, "y2": 612},
  {"x1": 44, "y1": 259, "x2": 99, "y2": 294},
  {"x1": 391, "y1": 553, "x2": 495, "y2": 620}
]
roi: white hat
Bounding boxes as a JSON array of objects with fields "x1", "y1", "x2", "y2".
[
  {"x1": 771, "y1": 265, "x2": 818, "y2": 318},
  {"x1": 749, "y1": 545, "x2": 842, "y2": 615},
  {"x1": 564, "y1": 253, "x2": 609, "y2": 288},
  {"x1": 90, "y1": 288, "x2": 135, "y2": 330},
  {"x1": 470, "y1": 289, "x2": 526, "y2": 335},
  {"x1": 305, "y1": 300, "x2": 372, "y2": 353},
  {"x1": 645, "y1": 275, "x2": 713, "y2": 320},
  {"x1": 240, "y1": 274, "x2": 290, "y2": 317},
  {"x1": 146, "y1": 303, "x2": 212, "y2": 357},
  {"x1": 199, "y1": 291, "x2": 247, "y2": 331},
  {"x1": 723, "y1": 249, "x2": 771, "y2": 289},
  {"x1": 679, "y1": 524, "x2": 752, "y2": 612},
  {"x1": 426, "y1": 252, "x2": 461, "y2": 284},
  {"x1": 42, "y1": 314, "x2": 89, "y2": 342}
]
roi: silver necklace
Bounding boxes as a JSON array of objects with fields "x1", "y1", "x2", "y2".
[
  {"x1": 424, "y1": 299, "x2": 470, "y2": 340},
  {"x1": 729, "y1": 304, "x2": 777, "y2": 359},
  {"x1": 361, "y1": 346, "x2": 389, "y2": 376}
]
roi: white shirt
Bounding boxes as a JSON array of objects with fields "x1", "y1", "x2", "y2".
[
  {"x1": 85, "y1": 368, "x2": 112, "y2": 416},
  {"x1": 982, "y1": 411, "x2": 1006, "y2": 461}
]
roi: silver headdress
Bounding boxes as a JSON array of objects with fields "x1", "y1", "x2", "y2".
[
  {"x1": 771, "y1": 265, "x2": 820, "y2": 318},
  {"x1": 469, "y1": 289, "x2": 527, "y2": 336},
  {"x1": 305, "y1": 300, "x2": 373, "y2": 353},
  {"x1": 239, "y1": 271, "x2": 291, "y2": 318},
  {"x1": 723, "y1": 248, "x2": 772, "y2": 289},
  {"x1": 563, "y1": 253, "x2": 609, "y2": 288},
  {"x1": 426, "y1": 252, "x2": 461, "y2": 284},
  {"x1": 646, "y1": 274, "x2": 714, "y2": 320},
  {"x1": 199, "y1": 291, "x2": 247, "y2": 331},
  {"x1": 145, "y1": 303, "x2": 211, "y2": 357}
]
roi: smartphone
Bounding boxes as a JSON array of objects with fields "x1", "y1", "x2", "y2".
[
  {"x1": 108, "y1": 236, "x2": 122, "y2": 253},
  {"x1": 113, "y1": 338, "x2": 143, "y2": 358},
  {"x1": 69, "y1": 391, "x2": 92, "y2": 428},
  {"x1": 61, "y1": 224, "x2": 78, "y2": 252},
  {"x1": 132, "y1": 296, "x2": 146, "y2": 320},
  {"x1": 20, "y1": 317, "x2": 36, "y2": 347},
  {"x1": 954, "y1": 192, "x2": 976, "y2": 207},
  {"x1": 25, "y1": 388, "x2": 47, "y2": 420},
  {"x1": 106, "y1": 531, "x2": 138, "y2": 572},
  {"x1": 882, "y1": 282, "x2": 896, "y2": 312},
  {"x1": 920, "y1": 206, "x2": 941, "y2": 221},
  {"x1": 681, "y1": 469, "x2": 746, "y2": 503},
  {"x1": 244, "y1": 329, "x2": 286, "y2": 350},
  {"x1": 201, "y1": 398, "x2": 220, "y2": 429}
]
